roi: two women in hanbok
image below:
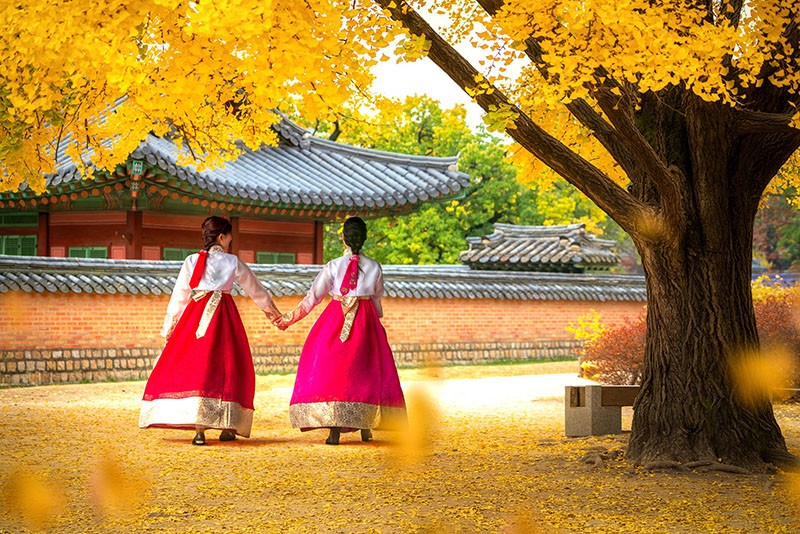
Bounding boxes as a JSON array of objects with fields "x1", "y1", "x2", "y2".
[{"x1": 140, "y1": 215, "x2": 406, "y2": 446}]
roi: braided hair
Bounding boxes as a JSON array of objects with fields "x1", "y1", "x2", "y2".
[{"x1": 342, "y1": 217, "x2": 367, "y2": 254}]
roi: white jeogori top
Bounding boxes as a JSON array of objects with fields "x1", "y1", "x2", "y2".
[
  {"x1": 161, "y1": 247, "x2": 278, "y2": 337},
  {"x1": 296, "y1": 254, "x2": 384, "y2": 317}
]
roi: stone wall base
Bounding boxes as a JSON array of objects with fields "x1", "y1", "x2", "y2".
[{"x1": 1, "y1": 340, "x2": 581, "y2": 387}]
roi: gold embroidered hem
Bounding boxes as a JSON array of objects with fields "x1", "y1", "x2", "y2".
[
  {"x1": 289, "y1": 401, "x2": 407, "y2": 431},
  {"x1": 139, "y1": 396, "x2": 253, "y2": 437},
  {"x1": 163, "y1": 314, "x2": 179, "y2": 339},
  {"x1": 332, "y1": 295, "x2": 371, "y2": 342},
  {"x1": 191, "y1": 290, "x2": 229, "y2": 338}
]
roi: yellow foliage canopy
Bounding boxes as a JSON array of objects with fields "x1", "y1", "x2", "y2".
[
  {"x1": 411, "y1": 0, "x2": 800, "y2": 194},
  {"x1": 0, "y1": 0, "x2": 411, "y2": 193}
]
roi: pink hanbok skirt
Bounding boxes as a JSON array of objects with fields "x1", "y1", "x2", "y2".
[
  {"x1": 289, "y1": 299, "x2": 407, "y2": 432},
  {"x1": 139, "y1": 293, "x2": 256, "y2": 437}
]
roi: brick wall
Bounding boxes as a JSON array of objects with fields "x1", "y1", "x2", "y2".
[{"x1": 0, "y1": 291, "x2": 645, "y2": 386}]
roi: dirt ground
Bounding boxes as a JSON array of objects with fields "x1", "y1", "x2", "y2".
[{"x1": 1, "y1": 360, "x2": 800, "y2": 533}]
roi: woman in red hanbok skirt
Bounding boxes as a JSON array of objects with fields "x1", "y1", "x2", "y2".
[
  {"x1": 139, "y1": 216, "x2": 281, "y2": 445},
  {"x1": 276, "y1": 217, "x2": 406, "y2": 444}
]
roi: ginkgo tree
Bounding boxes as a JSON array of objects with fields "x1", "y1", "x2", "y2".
[{"x1": 373, "y1": 0, "x2": 800, "y2": 471}]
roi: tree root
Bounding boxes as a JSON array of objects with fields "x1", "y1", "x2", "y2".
[
  {"x1": 763, "y1": 448, "x2": 800, "y2": 471},
  {"x1": 694, "y1": 462, "x2": 753, "y2": 475},
  {"x1": 643, "y1": 461, "x2": 689, "y2": 472},
  {"x1": 684, "y1": 460, "x2": 714, "y2": 469},
  {"x1": 580, "y1": 447, "x2": 624, "y2": 468},
  {"x1": 643, "y1": 460, "x2": 753, "y2": 475}
]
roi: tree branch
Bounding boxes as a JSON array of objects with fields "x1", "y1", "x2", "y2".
[
  {"x1": 375, "y1": 0, "x2": 649, "y2": 232},
  {"x1": 474, "y1": 0, "x2": 643, "y2": 182},
  {"x1": 733, "y1": 109, "x2": 800, "y2": 136},
  {"x1": 592, "y1": 87, "x2": 682, "y2": 210},
  {"x1": 717, "y1": 0, "x2": 744, "y2": 27},
  {"x1": 474, "y1": 0, "x2": 683, "y2": 227}
]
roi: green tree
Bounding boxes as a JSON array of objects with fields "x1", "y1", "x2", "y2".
[
  {"x1": 754, "y1": 159, "x2": 800, "y2": 271},
  {"x1": 322, "y1": 97, "x2": 542, "y2": 263},
  {"x1": 754, "y1": 189, "x2": 800, "y2": 272}
]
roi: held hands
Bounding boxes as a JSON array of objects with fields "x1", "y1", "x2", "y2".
[
  {"x1": 272, "y1": 306, "x2": 308, "y2": 331},
  {"x1": 263, "y1": 309, "x2": 287, "y2": 331},
  {"x1": 264, "y1": 304, "x2": 307, "y2": 331},
  {"x1": 272, "y1": 316, "x2": 289, "y2": 331}
]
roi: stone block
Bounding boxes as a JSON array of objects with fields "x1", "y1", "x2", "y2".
[{"x1": 564, "y1": 385, "x2": 622, "y2": 437}]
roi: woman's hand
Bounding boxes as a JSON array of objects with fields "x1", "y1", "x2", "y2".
[{"x1": 265, "y1": 309, "x2": 289, "y2": 330}]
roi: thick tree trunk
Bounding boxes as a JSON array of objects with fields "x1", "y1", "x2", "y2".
[{"x1": 627, "y1": 237, "x2": 787, "y2": 471}]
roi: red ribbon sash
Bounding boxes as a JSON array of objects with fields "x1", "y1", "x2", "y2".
[
  {"x1": 189, "y1": 250, "x2": 208, "y2": 289},
  {"x1": 339, "y1": 255, "x2": 359, "y2": 295}
]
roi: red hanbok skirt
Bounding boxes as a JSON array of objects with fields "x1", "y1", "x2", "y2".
[
  {"x1": 289, "y1": 299, "x2": 407, "y2": 432},
  {"x1": 139, "y1": 293, "x2": 256, "y2": 437}
]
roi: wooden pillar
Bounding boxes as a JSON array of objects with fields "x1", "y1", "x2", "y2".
[
  {"x1": 126, "y1": 211, "x2": 143, "y2": 259},
  {"x1": 230, "y1": 216, "x2": 240, "y2": 255},
  {"x1": 314, "y1": 221, "x2": 324, "y2": 263},
  {"x1": 37, "y1": 212, "x2": 49, "y2": 256}
]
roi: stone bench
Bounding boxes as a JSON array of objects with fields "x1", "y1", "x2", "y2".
[
  {"x1": 564, "y1": 385, "x2": 639, "y2": 437},
  {"x1": 565, "y1": 385, "x2": 800, "y2": 437}
]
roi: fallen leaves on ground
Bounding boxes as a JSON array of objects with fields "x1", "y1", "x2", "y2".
[{"x1": 0, "y1": 361, "x2": 799, "y2": 533}]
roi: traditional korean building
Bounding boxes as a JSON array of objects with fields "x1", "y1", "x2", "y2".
[
  {"x1": 0, "y1": 116, "x2": 470, "y2": 263},
  {"x1": 459, "y1": 223, "x2": 620, "y2": 273}
]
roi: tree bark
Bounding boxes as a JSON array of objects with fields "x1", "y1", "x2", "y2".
[
  {"x1": 628, "y1": 231, "x2": 787, "y2": 471},
  {"x1": 626, "y1": 99, "x2": 798, "y2": 471}
]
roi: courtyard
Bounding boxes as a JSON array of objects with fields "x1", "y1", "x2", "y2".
[{"x1": 1, "y1": 361, "x2": 799, "y2": 533}]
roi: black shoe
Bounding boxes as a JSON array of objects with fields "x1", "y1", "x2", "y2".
[
  {"x1": 192, "y1": 432, "x2": 206, "y2": 446},
  {"x1": 361, "y1": 429, "x2": 373, "y2": 442},
  {"x1": 219, "y1": 430, "x2": 236, "y2": 442},
  {"x1": 325, "y1": 427, "x2": 341, "y2": 445}
]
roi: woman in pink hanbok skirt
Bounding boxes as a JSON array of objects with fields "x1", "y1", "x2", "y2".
[{"x1": 276, "y1": 217, "x2": 406, "y2": 444}]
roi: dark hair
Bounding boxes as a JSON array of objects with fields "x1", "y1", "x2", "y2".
[
  {"x1": 201, "y1": 216, "x2": 232, "y2": 250},
  {"x1": 342, "y1": 217, "x2": 367, "y2": 254}
]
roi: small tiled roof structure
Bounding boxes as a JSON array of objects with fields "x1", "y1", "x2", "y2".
[
  {"x1": 0, "y1": 255, "x2": 646, "y2": 302},
  {"x1": 2, "y1": 115, "x2": 470, "y2": 220},
  {"x1": 459, "y1": 223, "x2": 621, "y2": 273}
]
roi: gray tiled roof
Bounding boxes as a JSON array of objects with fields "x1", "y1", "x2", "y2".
[
  {"x1": 459, "y1": 223, "x2": 620, "y2": 272},
  {"x1": 0, "y1": 255, "x2": 647, "y2": 302},
  {"x1": 35, "y1": 115, "x2": 470, "y2": 214}
]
